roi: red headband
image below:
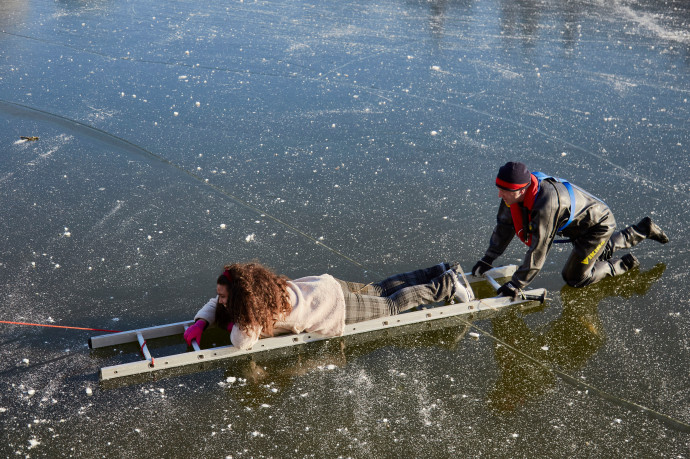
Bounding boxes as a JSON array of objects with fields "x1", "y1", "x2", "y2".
[
  {"x1": 496, "y1": 177, "x2": 529, "y2": 191},
  {"x1": 222, "y1": 270, "x2": 233, "y2": 283}
]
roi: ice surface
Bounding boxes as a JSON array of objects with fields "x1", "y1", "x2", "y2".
[{"x1": 0, "y1": 0, "x2": 689, "y2": 456}]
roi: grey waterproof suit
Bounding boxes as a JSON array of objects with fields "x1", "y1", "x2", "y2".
[{"x1": 482, "y1": 176, "x2": 643, "y2": 289}]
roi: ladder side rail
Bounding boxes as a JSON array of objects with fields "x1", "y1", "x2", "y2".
[{"x1": 90, "y1": 321, "x2": 194, "y2": 349}]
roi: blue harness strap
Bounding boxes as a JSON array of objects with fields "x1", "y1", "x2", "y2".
[{"x1": 533, "y1": 171, "x2": 577, "y2": 233}]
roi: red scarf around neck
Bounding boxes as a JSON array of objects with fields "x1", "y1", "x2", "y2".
[{"x1": 508, "y1": 174, "x2": 539, "y2": 246}]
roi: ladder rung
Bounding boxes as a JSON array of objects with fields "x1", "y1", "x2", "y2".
[{"x1": 136, "y1": 332, "x2": 154, "y2": 366}]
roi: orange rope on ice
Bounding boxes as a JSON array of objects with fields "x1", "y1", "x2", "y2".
[
  {"x1": 2, "y1": 320, "x2": 157, "y2": 365},
  {"x1": 0, "y1": 320, "x2": 121, "y2": 333}
]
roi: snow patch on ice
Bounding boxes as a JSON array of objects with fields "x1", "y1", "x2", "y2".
[{"x1": 610, "y1": 0, "x2": 690, "y2": 44}]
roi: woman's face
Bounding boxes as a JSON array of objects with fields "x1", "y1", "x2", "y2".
[{"x1": 217, "y1": 283, "x2": 230, "y2": 308}]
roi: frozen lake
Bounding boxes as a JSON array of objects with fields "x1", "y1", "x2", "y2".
[{"x1": 1, "y1": 0, "x2": 689, "y2": 456}]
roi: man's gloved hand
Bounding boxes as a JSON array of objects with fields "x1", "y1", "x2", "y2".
[
  {"x1": 471, "y1": 257, "x2": 494, "y2": 276},
  {"x1": 497, "y1": 281, "x2": 519, "y2": 300},
  {"x1": 184, "y1": 319, "x2": 207, "y2": 346}
]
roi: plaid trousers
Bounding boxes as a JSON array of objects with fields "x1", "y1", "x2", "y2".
[{"x1": 335, "y1": 263, "x2": 456, "y2": 324}]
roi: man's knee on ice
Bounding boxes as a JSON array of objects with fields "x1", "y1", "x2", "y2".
[{"x1": 562, "y1": 270, "x2": 592, "y2": 289}]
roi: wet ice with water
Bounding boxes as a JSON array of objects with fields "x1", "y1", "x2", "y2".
[{"x1": 1, "y1": 0, "x2": 689, "y2": 456}]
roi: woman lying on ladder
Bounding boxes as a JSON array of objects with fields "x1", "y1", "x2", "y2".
[{"x1": 184, "y1": 261, "x2": 474, "y2": 350}]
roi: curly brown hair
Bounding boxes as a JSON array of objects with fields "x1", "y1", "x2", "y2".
[{"x1": 214, "y1": 262, "x2": 292, "y2": 336}]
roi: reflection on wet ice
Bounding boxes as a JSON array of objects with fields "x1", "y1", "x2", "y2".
[{"x1": 487, "y1": 263, "x2": 666, "y2": 412}]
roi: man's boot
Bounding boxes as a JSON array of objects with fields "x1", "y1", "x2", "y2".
[
  {"x1": 633, "y1": 217, "x2": 669, "y2": 244},
  {"x1": 601, "y1": 217, "x2": 669, "y2": 261}
]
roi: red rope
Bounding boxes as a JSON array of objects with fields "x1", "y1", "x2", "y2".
[{"x1": 0, "y1": 320, "x2": 121, "y2": 333}]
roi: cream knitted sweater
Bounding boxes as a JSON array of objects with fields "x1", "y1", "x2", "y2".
[{"x1": 194, "y1": 274, "x2": 346, "y2": 350}]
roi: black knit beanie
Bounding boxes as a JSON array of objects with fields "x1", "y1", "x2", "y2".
[{"x1": 495, "y1": 162, "x2": 531, "y2": 191}]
